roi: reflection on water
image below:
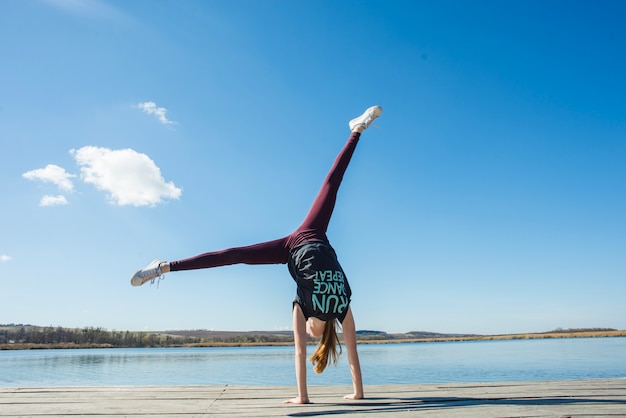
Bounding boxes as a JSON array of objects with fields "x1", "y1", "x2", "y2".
[{"x1": 1, "y1": 338, "x2": 625, "y2": 387}]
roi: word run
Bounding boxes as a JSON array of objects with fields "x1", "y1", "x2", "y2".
[{"x1": 311, "y1": 269, "x2": 348, "y2": 315}]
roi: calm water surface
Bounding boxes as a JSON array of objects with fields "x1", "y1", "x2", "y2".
[{"x1": 1, "y1": 338, "x2": 625, "y2": 387}]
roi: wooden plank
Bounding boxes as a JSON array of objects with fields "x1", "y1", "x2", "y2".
[{"x1": 0, "y1": 379, "x2": 624, "y2": 417}]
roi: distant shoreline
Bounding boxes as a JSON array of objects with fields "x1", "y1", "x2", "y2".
[
  {"x1": 186, "y1": 329, "x2": 626, "y2": 347},
  {"x1": 356, "y1": 329, "x2": 626, "y2": 344},
  {"x1": 1, "y1": 328, "x2": 624, "y2": 350}
]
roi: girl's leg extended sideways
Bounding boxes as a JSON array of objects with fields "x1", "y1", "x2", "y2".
[{"x1": 130, "y1": 237, "x2": 289, "y2": 286}]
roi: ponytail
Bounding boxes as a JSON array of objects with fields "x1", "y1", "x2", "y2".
[{"x1": 310, "y1": 319, "x2": 342, "y2": 374}]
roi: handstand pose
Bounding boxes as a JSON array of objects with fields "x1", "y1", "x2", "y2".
[{"x1": 131, "y1": 105, "x2": 382, "y2": 404}]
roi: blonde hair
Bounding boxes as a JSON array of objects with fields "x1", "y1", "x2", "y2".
[{"x1": 310, "y1": 319, "x2": 342, "y2": 374}]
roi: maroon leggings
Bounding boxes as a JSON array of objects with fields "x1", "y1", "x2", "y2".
[{"x1": 169, "y1": 131, "x2": 361, "y2": 271}]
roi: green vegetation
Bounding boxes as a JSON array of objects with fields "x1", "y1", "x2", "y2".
[
  {"x1": 0, "y1": 324, "x2": 200, "y2": 349},
  {"x1": 1, "y1": 324, "x2": 624, "y2": 350}
]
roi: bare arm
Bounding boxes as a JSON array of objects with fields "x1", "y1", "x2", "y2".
[
  {"x1": 283, "y1": 304, "x2": 311, "y2": 404},
  {"x1": 341, "y1": 307, "x2": 364, "y2": 400}
]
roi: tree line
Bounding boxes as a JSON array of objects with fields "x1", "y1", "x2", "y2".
[
  {"x1": 2, "y1": 324, "x2": 620, "y2": 349},
  {"x1": 0, "y1": 325, "x2": 201, "y2": 348}
]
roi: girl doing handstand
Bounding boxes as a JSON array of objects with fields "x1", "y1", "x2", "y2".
[{"x1": 131, "y1": 105, "x2": 383, "y2": 404}]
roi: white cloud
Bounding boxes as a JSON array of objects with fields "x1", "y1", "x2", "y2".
[
  {"x1": 22, "y1": 164, "x2": 75, "y2": 191},
  {"x1": 138, "y1": 101, "x2": 177, "y2": 125},
  {"x1": 40, "y1": 195, "x2": 69, "y2": 206},
  {"x1": 71, "y1": 146, "x2": 182, "y2": 207},
  {"x1": 0, "y1": 255, "x2": 12, "y2": 262}
]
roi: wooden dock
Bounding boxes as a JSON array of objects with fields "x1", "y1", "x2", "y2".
[{"x1": 1, "y1": 379, "x2": 625, "y2": 417}]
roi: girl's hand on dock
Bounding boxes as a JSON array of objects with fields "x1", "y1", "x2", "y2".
[{"x1": 283, "y1": 396, "x2": 311, "y2": 404}]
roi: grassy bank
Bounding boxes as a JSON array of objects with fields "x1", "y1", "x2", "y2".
[
  {"x1": 355, "y1": 329, "x2": 626, "y2": 344},
  {"x1": 2, "y1": 327, "x2": 624, "y2": 350}
]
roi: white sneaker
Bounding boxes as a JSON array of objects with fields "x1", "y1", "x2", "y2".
[
  {"x1": 131, "y1": 259, "x2": 164, "y2": 287},
  {"x1": 349, "y1": 105, "x2": 383, "y2": 131}
]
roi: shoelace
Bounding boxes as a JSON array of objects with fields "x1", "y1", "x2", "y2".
[
  {"x1": 138, "y1": 263, "x2": 164, "y2": 288},
  {"x1": 151, "y1": 264, "x2": 164, "y2": 288},
  {"x1": 152, "y1": 271, "x2": 165, "y2": 288}
]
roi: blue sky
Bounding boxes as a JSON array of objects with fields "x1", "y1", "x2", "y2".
[{"x1": 1, "y1": 0, "x2": 624, "y2": 335}]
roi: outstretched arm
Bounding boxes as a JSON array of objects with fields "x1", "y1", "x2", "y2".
[
  {"x1": 283, "y1": 304, "x2": 311, "y2": 404},
  {"x1": 342, "y1": 307, "x2": 364, "y2": 400}
]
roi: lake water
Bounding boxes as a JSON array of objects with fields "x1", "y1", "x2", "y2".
[{"x1": 1, "y1": 338, "x2": 625, "y2": 387}]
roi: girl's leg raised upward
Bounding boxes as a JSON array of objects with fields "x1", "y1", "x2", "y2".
[
  {"x1": 284, "y1": 131, "x2": 361, "y2": 248},
  {"x1": 286, "y1": 105, "x2": 382, "y2": 249}
]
